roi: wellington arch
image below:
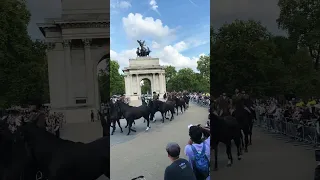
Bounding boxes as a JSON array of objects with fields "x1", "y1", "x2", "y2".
[
  {"x1": 37, "y1": 0, "x2": 109, "y2": 123},
  {"x1": 123, "y1": 57, "x2": 166, "y2": 100}
]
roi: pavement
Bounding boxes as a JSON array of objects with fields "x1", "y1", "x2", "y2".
[
  {"x1": 212, "y1": 127, "x2": 317, "y2": 180},
  {"x1": 110, "y1": 103, "x2": 208, "y2": 180},
  {"x1": 59, "y1": 101, "x2": 317, "y2": 180}
]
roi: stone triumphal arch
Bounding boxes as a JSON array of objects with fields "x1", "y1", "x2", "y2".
[
  {"x1": 38, "y1": 0, "x2": 109, "y2": 123},
  {"x1": 123, "y1": 44, "x2": 166, "y2": 101}
]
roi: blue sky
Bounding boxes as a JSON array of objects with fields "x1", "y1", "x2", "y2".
[{"x1": 110, "y1": 0, "x2": 210, "y2": 72}]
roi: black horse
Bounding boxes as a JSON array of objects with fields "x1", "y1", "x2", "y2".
[
  {"x1": 232, "y1": 106, "x2": 251, "y2": 153},
  {"x1": 116, "y1": 101, "x2": 151, "y2": 135},
  {"x1": 183, "y1": 95, "x2": 190, "y2": 109},
  {"x1": 248, "y1": 107, "x2": 256, "y2": 145},
  {"x1": 149, "y1": 100, "x2": 175, "y2": 123},
  {"x1": 0, "y1": 117, "x2": 45, "y2": 180},
  {"x1": 174, "y1": 97, "x2": 186, "y2": 115},
  {"x1": 210, "y1": 112, "x2": 242, "y2": 170},
  {"x1": 18, "y1": 118, "x2": 110, "y2": 180},
  {"x1": 103, "y1": 102, "x2": 123, "y2": 135}
]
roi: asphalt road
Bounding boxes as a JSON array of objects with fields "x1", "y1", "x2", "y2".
[
  {"x1": 211, "y1": 128, "x2": 317, "y2": 180},
  {"x1": 110, "y1": 103, "x2": 208, "y2": 180}
]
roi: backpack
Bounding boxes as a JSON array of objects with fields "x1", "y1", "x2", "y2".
[{"x1": 190, "y1": 143, "x2": 210, "y2": 179}]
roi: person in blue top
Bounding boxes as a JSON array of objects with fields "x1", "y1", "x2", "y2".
[{"x1": 185, "y1": 125, "x2": 210, "y2": 180}]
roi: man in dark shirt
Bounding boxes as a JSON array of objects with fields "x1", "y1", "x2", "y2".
[{"x1": 164, "y1": 142, "x2": 196, "y2": 180}]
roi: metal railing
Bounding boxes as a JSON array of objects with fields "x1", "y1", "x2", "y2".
[
  {"x1": 190, "y1": 98, "x2": 210, "y2": 108},
  {"x1": 256, "y1": 115, "x2": 319, "y2": 147}
]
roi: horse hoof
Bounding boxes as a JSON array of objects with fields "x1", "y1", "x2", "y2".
[
  {"x1": 238, "y1": 157, "x2": 242, "y2": 160},
  {"x1": 111, "y1": 133, "x2": 114, "y2": 135},
  {"x1": 227, "y1": 164, "x2": 232, "y2": 167}
]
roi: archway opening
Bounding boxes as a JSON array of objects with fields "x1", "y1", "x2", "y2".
[
  {"x1": 140, "y1": 78, "x2": 152, "y2": 95},
  {"x1": 97, "y1": 58, "x2": 108, "y2": 104}
]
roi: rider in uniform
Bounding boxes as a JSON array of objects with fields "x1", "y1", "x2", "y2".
[
  {"x1": 153, "y1": 91, "x2": 158, "y2": 100},
  {"x1": 218, "y1": 93, "x2": 231, "y2": 116},
  {"x1": 119, "y1": 94, "x2": 125, "y2": 103},
  {"x1": 231, "y1": 89, "x2": 243, "y2": 110},
  {"x1": 242, "y1": 91, "x2": 254, "y2": 113}
]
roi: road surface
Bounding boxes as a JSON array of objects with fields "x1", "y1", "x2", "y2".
[
  {"x1": 110, "y1": 102, "x2": 208, "y2": 180},
  {"x1": 212, "y1": 125, "x2": 317, "y2": 180}
]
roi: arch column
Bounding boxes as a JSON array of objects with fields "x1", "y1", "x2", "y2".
[
  {"x1": 83, "y1": 39, "x2": 95, "y2": 108},
  {"x1": 63, "y1": 40, "x2": 73, "y2": 106},
  {"x1": 136, "y1": 74, "x2": 139, "y2": 95},
  {"x1": 159, "y1": 73, "x2": 163, "y2": 93},
  {"x1": 152, "y1": 73, "x2": 155, "y2": 93}
]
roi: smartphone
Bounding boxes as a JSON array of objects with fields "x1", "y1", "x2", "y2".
[{"x1": 315, "y1": 150, "x2": 320, "y2": 161}]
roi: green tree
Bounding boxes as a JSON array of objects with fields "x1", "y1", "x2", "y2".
[
  {"x1": 167, "y1": 68, "x2": 209, "y2": 92},
  {"x1": 197, "y1": 55, "x2": 210, "y2": 82},
  {"x1": 0, "y1": 0, "x2": 49, "y2": 107},
  {"x1": 140, "y1": 79, "x2": 151, "y2": 94},
  {"x1": 211, "y1": 19, "x2": 320, "y2": 98},
  {"x1": 98, "y1": 69, "x2": 109, "y2": 103},
  {"x1": 109, "y1": 60, "x2": 125, "y2": 95},
  {"x1": 164, "y1": 65, "x2": 177, "y2": 83},
  {"x1": 277, "y1": 0, "x2": 320, "y2": 70}
]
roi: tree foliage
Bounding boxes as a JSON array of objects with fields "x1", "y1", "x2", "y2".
[
  {"x1": 98, "y1": 60, "x2": 125, "y2": 100},
  {"x1": 277, "y1": 0, "x2": 320, "y2": 69},
  {"x1": 211, "y1": 20, "x2": 320, "y2": 98},
  {"x1": 140, "y1": 79, "x2": 151, "y2": 94},
  {"x1": 166, "y1": 66, "x2": 209, "y2": 92},
  {"x1": 197, "y1": 55, "x2": 210, "y2": 83},
  {"x1": 0, "y1": 0, "x2": 49, "y2": 108}
]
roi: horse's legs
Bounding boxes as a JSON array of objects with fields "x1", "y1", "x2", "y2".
[
  {"x1": 161, "y1": 112, "x2": 165, "y2": 123},
  {"x1": 226, "y1": 142, "x2": 233, "y2": 167},
  {"x1": 214, "y1": 142, "x2": 219, "y2": 171},
  {"x1": 180, "y1": 106, "x2": 183, "y2": 114},
  {"x1": 125, "y1": 119, "x2": 129, "y2": 128},
  {"x1": 170, "y1": 109, "x2": 174, "y2": 120},
  {"x1": 243, "y1": 128, "x2": 249, "y2": 152},
  {"x1": 117, "y1": 119, "x2": 123, "y2": 133},
  {"x1": 234, "y1": 135, "x2": 242, "y2": 160},
  {"x1": 176, "y1": 106, "x2": 179, "y2": 115},
  {"x1": 127, "y1": 120, "x2": 136, "y2": 135},
  {"x1": 249, "y1": 121, "x2": 253, "y2": 145},
  {"x1": 240, "y1": 130, "x2": 244, "y2": 151},
  {"x1": 165, "y1": 111, "x2": 169, "y2": 119},
  {"x1": 111, "y1": 120, "x2": 116, "y2": 135},
  {"x1": 145, "y1": 116, "x2": 151, "y2": 131}
]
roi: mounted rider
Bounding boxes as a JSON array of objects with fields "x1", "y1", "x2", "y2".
[
  {"x1": 153, "y1": 91, "x2": 158, "y2": 100},
  {"x1": 217, "y1": 93, "x2": 231, "y2": 116},
  {"x1": 231, "y1": 88, "x2": 243, "y2": 110},
  {"x1": 242, "y1": 91, "x2": 254, "y2": 113}
]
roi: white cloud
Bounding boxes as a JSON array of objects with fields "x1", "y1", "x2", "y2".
[
  {"x1": 158, "y1": 45, "x2": 200, "y2": 71},
  {"x1": 110, "y1": 49, "x2": 137, "y2": 72},
  {"x1": 151, "y1": 41, "x2": 161, "y2": 49},
  {"x1": 111, "y1": 40, "x2": 207, "y2": 72},
  {"x1": 122, "y1": 13, "x2": 174, "y2": 41},
  {"x1": 173, "y1": 41, "x2": 188, "y2": 52},
  {"x1": 111, "y1": 0, "x2": 131, "y2": 9},
  {"x1": 149, "y1": 0, "x2": 161, "y2": 15}
]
